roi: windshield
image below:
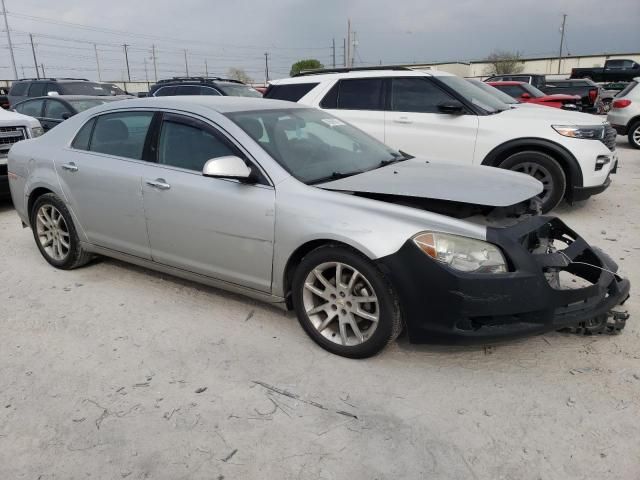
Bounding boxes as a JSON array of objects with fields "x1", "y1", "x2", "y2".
[
  {"x1": 67, "y1": 99, "x2": 111, "y2": 112},
  {"x1": 521, "y1": 83, "x2": 546, "y2": 97},
  {"x1": 437, "y1": 76, "x2": 509, "y2": 113},
  {"x1": 216, "y1": 83, "x2": 263, "y2": 97},
  {"x1": 59, "y1": 82, "x2": 111, "y2": 96},
  {"x1": 102, "y1": 83, "x2": 127, "y2": 95},
  {"x1": 467, "y1": 79, "x2": 518, "y2": 104},
  {"x1": 227, "y1": 108, "x2": 402, "y2": 184}
]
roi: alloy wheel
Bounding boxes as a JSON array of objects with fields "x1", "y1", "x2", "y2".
[
  {"x1": 633, "y1": 126, "x2": 640, "y2": 147},
  {"x1": 35, "y1": 204, "x2": 71, "y2": 261},
  {"x1": 512, "y1": 161, "x2": 554, "y2": 204},
  {"x1": 302, "y1": 262, "x2": 379, "y2": 346}
]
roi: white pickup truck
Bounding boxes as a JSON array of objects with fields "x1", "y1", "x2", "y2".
[{"x1": 0, "y1": 109, "x2": 43, "y2": 198}]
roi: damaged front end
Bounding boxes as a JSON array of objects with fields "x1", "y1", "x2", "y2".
[{"x1": 377, "y1": 216, "x2": 630, "y2": 344}]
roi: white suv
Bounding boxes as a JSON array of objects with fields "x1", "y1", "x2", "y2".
[
  {"x1": 267, "y1": 68, "x2": 618, "y2": 212},
  {"x1": 607, "y1": 78, "x2": 640, "y2": 149}
]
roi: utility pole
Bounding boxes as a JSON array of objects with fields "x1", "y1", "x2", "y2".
[
  {"x1": 343, "y1": 38, "x2": 346, "y2": 67},
  {"x1": 123, "y1": 44, "x2": 131, "y2": 81},
  {"x1": 94, "y1": 44, "x2": 102, "y2": 81},
  {"x1": 264, "y1": 52, "x2": 269, "y2": 84},
  {"x1": 143, "y1": 57, "x2": 149, "y2": 83},
  {"x1": 558, "y1": 13, "x2": 567, "y2": 74},
  {"x1": 29, "y1": 34, "x2": 40, "y2": 79},
  {"x1": 1, "y1": 0, "x2": 17, "y2": 79},
  {"x1": 40, "y1": 63, "x2": 45, "y2": 77},
  {"x1": 183, "y1": 49, "x2": 189, "y2": 76},
  {"x1": 332, "y1": 38, "x2": 336, "y2": 68},
  {"x1": 151, "y1": 44, "x2": 158, "y2": 82},
  {"x1": 351, "y1": 31, "x2": 358, "y2": 67},
  {"x1": 204, "y1": 59, "x2": 209, "y2": 78},
  {"x1": 346, "y1": 19, "x2": 351, "y2": 68},
  {"x1": 20, "y1": 65, "x2": 25, "y2": 77}
]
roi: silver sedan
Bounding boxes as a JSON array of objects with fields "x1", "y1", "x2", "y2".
[{"x1": 7, "y1": 97, "x2": 630, "y2": 357}]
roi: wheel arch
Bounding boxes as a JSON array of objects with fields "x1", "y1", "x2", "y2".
[
  {"x1": 481, "y1": 138, "x2": 583, "y2": 198},
  {"x1": 27, "y1": 186, "x2": 56, "y2": 224},
  {"x1": 281, "y1": 238, "x2": 373, "y2": 309}
]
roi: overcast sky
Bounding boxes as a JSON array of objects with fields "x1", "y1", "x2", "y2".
[{"x1": 2, "y1": 0, "x2": 639, "y2": 83}]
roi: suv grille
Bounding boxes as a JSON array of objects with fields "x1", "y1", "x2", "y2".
[
  {"x1": 600, "y1": 124, "x2": 617, "y2": 151},
  {"x1": 0, "y1": 126, "x2": 27, "y2": 155}
]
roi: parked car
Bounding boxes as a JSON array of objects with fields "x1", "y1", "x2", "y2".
[
  {"x1": 571, "y1": 59, "x2": 640, "y2": 82},
  {"x1": 0, "y1": 108, "x2": 43, "y2": 198},
  {"x1": 607, "y1": 78, "x2": 640, "y2": 149},
  {"x1": 484, "y1": 74, "x2": 546, "y2": 90},
  {"x1": 12, "y1": 95, "x2": 125, "y2": 132},
  {"x1": 99, "y1": 82, "x2": 129, "y2": 96},
  {"x1": 268, "y1": 67, "x2": 618, "y2": 212},
  {"x1": 467, "y1": 79, "x2": 542, "y2": 108},
  {"x1": 148, "y1": 77, "x2": 262, "y2": 98},
  {"x1": 0, "y1": 87, "x2": 10, "y2": 109},
  {"x1": 6, "y1": 97, "x2": 630, "y2": 357},
  {"x1": 8, "y1": 78, "x2": 118, "y2": 106},
  {"x1": 486, "y1": 81, "x2": 582, "y2": 110},
  {"x1": 543, "y1": 79, "x2": 602, "y2": 113}
]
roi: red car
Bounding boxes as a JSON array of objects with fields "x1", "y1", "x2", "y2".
[{"x1": 486, "y1": 81, "x2": 581, "y2": 110}]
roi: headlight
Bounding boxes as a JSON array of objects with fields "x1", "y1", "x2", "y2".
[
  {"x1": 30, "y1": 126, "x2": 45, "y2": 138},
  {"x1": 413, "y1": 232, "x2": 507, "y2": 273},
  {"x1": 552, "y1": 125, "x2": 604, "y2": 140}
]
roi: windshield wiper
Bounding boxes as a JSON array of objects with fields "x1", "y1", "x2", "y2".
[
  {"x1": 378, "y1": 150, "x2": 414, "y2": 167},
  {"x1": 309, "y1": 171, "x2": 361, "y2": 185}
]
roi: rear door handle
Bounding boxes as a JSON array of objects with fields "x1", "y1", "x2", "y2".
[
  {"x1": 393, "y1": 116, "x2": 413, "y2": 124},
  {"x1": 61, "y1": 162, "x2": 78, "y2": 172},
  {"x1": 145, "y1": 178, "x2": 171, "y2": 190}
]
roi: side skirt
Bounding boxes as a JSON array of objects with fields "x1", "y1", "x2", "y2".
[{"x1": 83, "y1": 242, "x2": 288, "y2": 310}]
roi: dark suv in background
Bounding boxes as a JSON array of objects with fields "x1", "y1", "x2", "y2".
[
  {"x1": 148, "y1": 77, "x2": 262, "y2": 97},
  {"x1": 7, "y1": 78, "x2": 116, "y2": 106}
]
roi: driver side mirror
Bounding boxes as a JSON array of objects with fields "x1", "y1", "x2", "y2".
[
  {"x1": 437, "y1": 100, "x2": 465, "y2": 114},
  {"x1": 520, "y1": 93, "x2": 531, "y2": 99},
  {"x1": 202, "y1": 156, "x2": 254, "y2": 182}
]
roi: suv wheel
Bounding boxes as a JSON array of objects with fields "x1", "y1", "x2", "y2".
[
  {"x1": 628, "y1": 121, "x2": 640, "y2": 149},
  {"x1": 499, "y1": 151, "x2": 566, "y2": 213},
  {"x1": 291, "y1": 245, "x2": 402, "y2": 358},
  {"x1": 31, "y1": 193, "x2": 92, "y2": 270}
]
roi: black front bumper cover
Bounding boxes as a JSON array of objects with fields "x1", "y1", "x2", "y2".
[{"x1": 377, "y1": 216, "x2": 630, "y2": 344}]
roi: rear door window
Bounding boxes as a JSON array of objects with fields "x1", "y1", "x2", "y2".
[
  {"x1": 265, "y1": 83, "x2": 319, "y2": 102},
  {"x1": 175, "y1": 85, "x2": 202, "y2": 95},
  {"x1": 200, "y1": 86, "x2": 222, "y2": 96},
  {"x1": 44, "y1": 100, "x2": 71, "y2": 120},
  {"x1": 390, "y1": 77, "x2": 456, "y2": 113},
  {"x1": 88, "y1": 112, "x2": 154, "y2": 160},
  {"x1": 15, "y1": 99, "x2": 44, "y2": 117},
  {"x1": 28, "y1": 83, "x2": 46, "y2": 97},
  {"x1": 9, "y1": 82, "x2": 29, "y2": 96},
  {"x1": 154, "y1": 86, "x2": 176, "y2": 96}
]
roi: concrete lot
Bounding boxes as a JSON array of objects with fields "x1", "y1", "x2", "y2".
[{"x1": 1, "y1": 139, "x2": 639, "y2": 480}]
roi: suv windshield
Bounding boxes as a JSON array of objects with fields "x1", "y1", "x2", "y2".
[
  {"x1": 437, "y1": 76, "x2": 509, "y2": 113},
  {"x1": 227, "y1": 108, "x2": 402, "y2": 184},
  {"x1": 216, "y1": 83, "x2": 262, "y2": 97},
  {"x1": 59, "y1": 82, "x2": 111, "y2": 96},
  {"x1": 467, "y1": 79, "x2": 518, "y2": 104}
]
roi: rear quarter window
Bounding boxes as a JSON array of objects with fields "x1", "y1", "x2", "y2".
[
  {"x1": 71, "y1": 118, "x2": 96, "y2": 150},
  {"x1": 9, "y1": 82, "x2": 29, "y2": 96},
  {"x1": 265, "y1": 83, "x2": 319, "y2": 102}
]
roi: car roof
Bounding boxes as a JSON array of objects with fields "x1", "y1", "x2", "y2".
[
  {"x1": 89, "y1": 96, "x2": 306, "y2": 114},
  {"x1": 486, "y1": 81, "x2": 526, "y2": 86},
  {"x1": 270, "y1": 68, "x2": 454, "y2": 85}
]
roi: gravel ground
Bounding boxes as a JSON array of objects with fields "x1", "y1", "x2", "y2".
[{"x1": 1, "y1": 139, "x2": 639, "y2": 480}]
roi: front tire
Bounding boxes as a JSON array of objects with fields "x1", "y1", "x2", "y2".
[
  {"x1": 31, "y1": 193, "x2": 92, "y2": 270},
  {"x1": 291, "y1": 245, "x2": 402, "y2": 358},
  {"x1": 628, "y1": 121, "x2": 640, "y2": 149},
  {"x1": 499, "y1": 151, "x2": 566, "y2": 213}
]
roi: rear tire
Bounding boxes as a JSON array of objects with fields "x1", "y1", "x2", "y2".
[
  {"x1": 291, "y1": 245, "x2": 402, "y2": 358},
  {"x1": 628, "y1": 121, "x2": 640, "y2": 149},
  {"x1": 500, "y1": 151, "x2": 566, "y2": 213},
  {"x1": 31, "y1": 193, "x2": 92, "y2": 270}
]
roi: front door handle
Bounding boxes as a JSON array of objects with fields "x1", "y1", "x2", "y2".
[
  {"x1": 393, "y1": 116, "x2": 413, "y2": 124},
  {"x1": 145, "y1": 178, "x2": 171, "y2": 190},
  {"x1": 61, "y1": 162, "x2": 78, "y2": 172}
]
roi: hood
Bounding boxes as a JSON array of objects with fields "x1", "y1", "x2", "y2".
[
  {"x1": 318, "y1": 159, "x2": 543, "y2": 207},
  {"x1": 0, "y1": 108, "x2": 41, "y2": 128},
  {"x1": 499, "y1": 105, "x2": 607, "y2": 124}
]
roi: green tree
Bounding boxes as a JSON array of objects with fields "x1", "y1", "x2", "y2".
[
  {"x1": 484, "y1": 50, "x2": 525, "y2": 75},
  {"x1": 290, "y1": 59, "x2": 324, "y2": 77}
]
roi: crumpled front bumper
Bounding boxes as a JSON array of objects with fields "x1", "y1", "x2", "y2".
[{"x1": 377, "y1": 216, "x2": 630, "y2": 344}]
